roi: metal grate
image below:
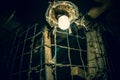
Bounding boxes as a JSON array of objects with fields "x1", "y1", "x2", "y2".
[
  {"x1": 7, "y1": 24, "x2": 45, "y2": 80},
  {"x1": 7, "y1": 22, "x2": 109, "y2": 80},
  {"x1": 49, "y1": 24, "x2": 87, "y2": 80}
]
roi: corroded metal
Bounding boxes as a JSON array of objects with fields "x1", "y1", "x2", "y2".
[
  {"x1": 86, "y1": 25, "x2": 107, "y2": 79},
  {"x1": 43, "y1": 26, "x2": 53, "y2": 80}
]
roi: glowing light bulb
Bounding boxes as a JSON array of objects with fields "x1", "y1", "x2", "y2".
[{"x1": 58, "y1": 15, "x2": 70, "y2": 30}]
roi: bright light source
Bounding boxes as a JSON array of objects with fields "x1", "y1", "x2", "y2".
[{"x1": 58, "y1": 15, "x2": 70, "y2": 30}]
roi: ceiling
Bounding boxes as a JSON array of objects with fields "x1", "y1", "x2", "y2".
[{"x1": 0, "y1": 0, "x2": 119, "y2": 31}]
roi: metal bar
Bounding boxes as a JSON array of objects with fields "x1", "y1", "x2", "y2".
[
  {"x1": 28, "y1": 24, "x2": 37, "y2": 80},
  {"x1": 43, "y1": 26, "x2": 53, "y2": 80}
]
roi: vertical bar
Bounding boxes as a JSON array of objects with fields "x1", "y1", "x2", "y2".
[
  {"x1": 40, "y1": 35, "x2": 44, "y2": 80},
  {"x1": 43, "y1": 26, "x2": 53, "y2": 80},
  {"x1": 66, "y1": 30, "x2": 73, "y2": 80},
  {"x1": 28, "y1": 24, "x2": 36, "y2": 80},
  {"x1": 53, "y1": 27, "x2": 57, "y2": 80},
  {"x1": 19, "y1": 27, "x2": 29, "y2": 80},
  {"x1": 75, "y1": 27, "x2": 87, "y2": 79}
]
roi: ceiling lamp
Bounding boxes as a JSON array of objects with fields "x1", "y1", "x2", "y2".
[{"x1": 45, "y1": 1, "x2": 79, "y2": 30}]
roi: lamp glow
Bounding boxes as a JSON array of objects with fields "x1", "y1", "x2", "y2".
[{"x1": 58, "y1": 15, "x2": 70, "y2": 30}]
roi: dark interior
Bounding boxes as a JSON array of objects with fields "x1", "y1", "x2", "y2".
[{"x1": 0, "y1": 0, "x2": 120, "y2": 80}]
